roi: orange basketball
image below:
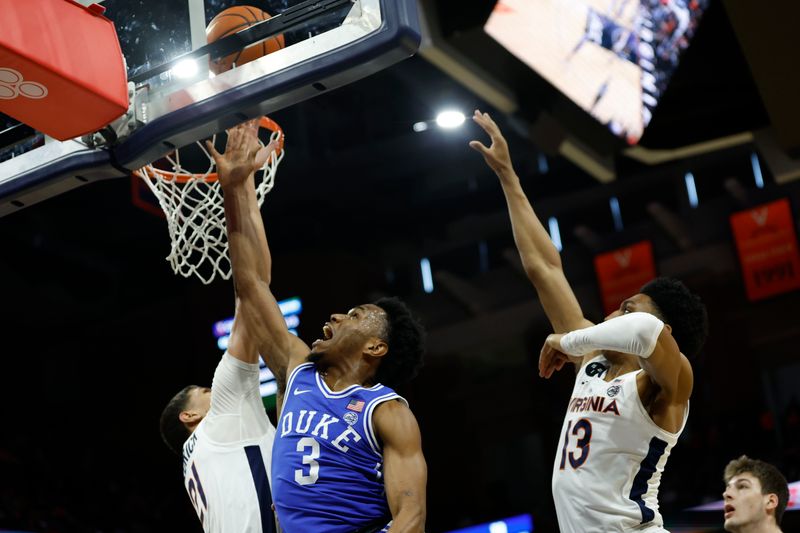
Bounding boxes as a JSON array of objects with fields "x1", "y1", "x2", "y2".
[{"x1": 206, "y1": 5, "x2": 285, "y2": 75}]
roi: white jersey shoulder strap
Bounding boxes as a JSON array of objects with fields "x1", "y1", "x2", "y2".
[{"x1": 362, "y1": 392, "x2": 408, "y2": 457}]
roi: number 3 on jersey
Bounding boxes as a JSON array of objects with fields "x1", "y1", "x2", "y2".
[
  {"x1": 295, "y1": 437, "x2": 320, "y2": 485},
  {"x1": 559, "y1": 418, "x2": 593, "y2": 470}
]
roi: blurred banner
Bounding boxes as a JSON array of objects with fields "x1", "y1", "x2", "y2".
[
  {"x1": 594, "y1": 240, "x2": 656, "y2": 315},
  {"x1": 730, "y1": 198, "x2": 800, "y2": 301}
]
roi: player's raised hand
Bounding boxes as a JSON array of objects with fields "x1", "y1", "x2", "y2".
[
  {"x1": 205, "y1": 119, "x2": 279, "y2": 188},
  {"x1": 539, "y1": 334, "x2": 570, "y2": 379},
  {"x1": 469, "y1": 109, "x2": 514, "y2": 176}
]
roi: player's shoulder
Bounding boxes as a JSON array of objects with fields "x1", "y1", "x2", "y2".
[
  {"x1": 372, "y1": 398, "x2": 420, "y2": 448},
  {"x1": 286, "y1": 359, "x2": 315, "y2": 380},
  {"x1": 286, "y1": 346, "x2": 314, "y2": 373},
  {"x1": 282, "y1": 359, "x2": 315, "y2": 388},
  {"x1": 373, "y1": 395, "x2": 409, "y2": 412},
  {"x1": 639, "y1": 351, "x2": 694, "y2": 405},
  {"x1": 372, "y1": 396, "x2": 415, "y2": 427}
]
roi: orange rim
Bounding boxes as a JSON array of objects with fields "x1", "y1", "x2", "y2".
[{"x1": 133, "y1": 116, "x2": 284, "y2": 184}]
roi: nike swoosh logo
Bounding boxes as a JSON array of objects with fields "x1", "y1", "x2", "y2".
[{"x1": 293, "y1": 389, "x2": 311, "y2": 396}]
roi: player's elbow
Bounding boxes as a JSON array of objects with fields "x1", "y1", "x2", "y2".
[
  {"x1": 651, "y1": 326, "x2": 681, "y2": 361},
  {"x1": 392, "y1": 505, "x2": 426, "y2": 533},
  {"x1": 522, "y1": 256, "x2": 563, "y2": 284},
  {"x1": 408, "y1": 511, "x2": 426, "y2": 533},
  {"x1": 634, "y1": 313, "x2": 666, "y2": 357},
  {"x1": 234, "y1": 270, "x2": 268, "y2": 295}
]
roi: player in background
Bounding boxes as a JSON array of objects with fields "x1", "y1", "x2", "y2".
[
  {"x1": 470, "y1": 109, "x2": 708, "y2": 533},
  {"x1": 723, "y1": 455, "x2": 789, "y2": 533},
  {"x1": 158, "y1": 124, "x2": 283, "y2": 532},
  {"x1": 205, "y1": 120, "x2": 427, "y2": 533}
]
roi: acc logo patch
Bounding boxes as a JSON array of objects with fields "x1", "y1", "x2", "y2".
[
  {"x1": 585, "y1": 362, "x2": 608, "y2": 377},
  {"x1": 607, "y1": 385, "x2": 621, "y2": 397},
  {"x1": 343, "y1": 411, "x2": 359, "y2": 426}
]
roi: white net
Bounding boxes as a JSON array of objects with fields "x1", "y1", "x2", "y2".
[{"x1": 136, "y1": 124, "x2": 284, "y2": 284}]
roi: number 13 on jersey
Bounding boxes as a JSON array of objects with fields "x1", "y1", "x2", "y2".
[{"x1": 559, "y1": 418, "x2": 593, "y2": 470}]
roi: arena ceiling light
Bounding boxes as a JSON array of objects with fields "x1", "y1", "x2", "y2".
[
  {"x1": 420, "y1": 258, "x2": 434, "y2": 293},
  {"x1": 684, "y1": 172, "x2": 699, "y2": 208},
  {"x1": 412, "y1": 110, "x2": 467, "y2": 132},
  {"x1": 750, "y1": 152, "x2": 764, "y2": 189},
  {"x1": 435, "y1": 110, "x2": 466, "y2": 129}
]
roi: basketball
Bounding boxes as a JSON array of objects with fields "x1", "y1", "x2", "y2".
[{"x1": 206, "y1": 5, "x2": 285, "y2": 75}]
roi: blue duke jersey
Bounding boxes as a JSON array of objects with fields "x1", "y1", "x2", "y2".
[
  {"x1": 272, "y1": 363, "x2": 405, "y2": 532},
  {"x1": 182, "y1": 354, "x2": 276, "y2": 533},
  {"x1": 552, "y1": 355, "x2": 688, "y2": 533}
]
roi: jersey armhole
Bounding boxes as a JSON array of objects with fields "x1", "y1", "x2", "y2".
[
  {"x1": 631, "y1": 374, "x2": 690, "y2": 438},
  {"x1": 362, "y1": 393, "x2": 408, "y2": 457},
  {"x1": 278, "y1": 362, "x2": 314, "y2": 416}
]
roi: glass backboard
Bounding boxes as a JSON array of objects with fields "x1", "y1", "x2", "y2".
[{"x1": 0, "y1": 0, "x2": 420, "y2": 216}]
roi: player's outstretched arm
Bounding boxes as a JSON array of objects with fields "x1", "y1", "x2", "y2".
[
  {"x1": 470, "y1": 110, "x2": 593, "y2": 341},
  {"x1": 374, "y1": 401, "x2": 427, "y2": 533},
  {"x1": 207, "y1": 121, "x2": 309, "y2": 386}
]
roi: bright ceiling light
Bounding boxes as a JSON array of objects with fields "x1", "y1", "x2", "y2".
[
  {"x1": 413, "y1": 121, "x2": 429, "y2": 132},
  {"x1": 436, "y1": 110, "x2": 465, "y2": 129},
  {"x1": 172, "y1": 58, "x2": 199, "y2": 79}
]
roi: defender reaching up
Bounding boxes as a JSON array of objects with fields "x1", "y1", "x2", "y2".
[
  {"x1": 158, "y1": 125, "x2": 283, "y2": 533},
  {"x1": 206, "y1": 120, "x2": 427, "y2": 533},
  {"x1": 470, "y1": 110, "x2": 708, "y2": 533}
]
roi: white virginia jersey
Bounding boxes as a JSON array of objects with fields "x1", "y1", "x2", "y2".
[
  {"x1": 181, "y1": 353, "x2": 277, "y2": 533},
  {"x1": 552, "y1": 355, "x2": 688, "y2": 533}
]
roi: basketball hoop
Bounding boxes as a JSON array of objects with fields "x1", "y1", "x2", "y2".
[{"x1": 134, "y1": 117, "x2": 284, "y2": 284}]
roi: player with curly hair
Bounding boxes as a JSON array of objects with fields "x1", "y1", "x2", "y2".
[
  {"x1": 206, "y1": 120, "x2": 427, "y2": 533},
  {"x1": 471, "y1": 109, "x2": 708, "y2": 533}
]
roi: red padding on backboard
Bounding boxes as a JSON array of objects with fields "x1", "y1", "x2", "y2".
[{"x1": 0, "y1": 0, "x2": 128, "y2": 140}]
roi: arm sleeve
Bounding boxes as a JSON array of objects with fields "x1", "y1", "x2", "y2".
[
  {"x1": 559, "y1": 312, "x2": 664, "y2": 358},
  {"x1": 204, "y1": 352, "x2": 272, "y2": 443}
]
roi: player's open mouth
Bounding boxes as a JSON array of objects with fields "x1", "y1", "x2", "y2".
[
  {"x1": 322, "y1": 324, "x2": 333, "y2": 340},
  {"x1": 724, "y1": 504, "x2": 735, "y2": 518}
]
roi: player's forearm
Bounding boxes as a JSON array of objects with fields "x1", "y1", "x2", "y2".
[
  {"x1": 559, "y1": 312, "x2": 665, "y2": 357},
  {"x1": 224, "y1": 180, "x2": 295, "y2": 367},
  {"x1": 222, "y1": 178, "x2": 273, "y2": 288},
  {"x1": 498, "y1": 169, "x2": 564, "y2": 278}
]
